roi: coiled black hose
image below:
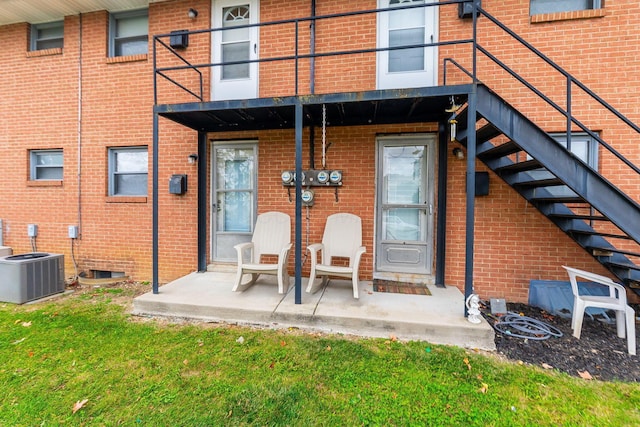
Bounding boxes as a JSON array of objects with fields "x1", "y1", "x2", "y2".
[{"x1": 492, "y1": 312, "x2": 564, "y2": 340}]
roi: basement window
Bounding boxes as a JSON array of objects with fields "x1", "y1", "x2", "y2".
[
  {"x1": 30, "y1": 149, "x2": 63, "y2": 180},
  {"x1": 30, "y1": 21, "x2": 64, "y2": 51},
  {"x1": 92, "y1": 270, "x2": 126, "y2": 279},
  {"x1": 530, "y1": 0, "x2": 601, "y2": 15}
]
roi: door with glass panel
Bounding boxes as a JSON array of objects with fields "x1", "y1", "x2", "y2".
[
  {"x1": 212, "y1": 0, "x2": 259, "y2": 100},
  {"x1": 212, "y1": 143, "x2": 257, "y2": 261},
  {"x1": 377, "y1": 0, "x2": 438, "y2": 89},
  {"x1": 376, "y1": 136, "x2": 435, "y2": 274}
]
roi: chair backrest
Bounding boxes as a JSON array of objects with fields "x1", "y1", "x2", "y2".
[
  {"x1": 562, "y1": 265, "x2": 624, "y2": 301},
  {"x1": 322, "y1": 213, "x2": 362, "y2": 266},
  {"x1": 252, "y1": 212, "x2": 291, "y2": 261}
]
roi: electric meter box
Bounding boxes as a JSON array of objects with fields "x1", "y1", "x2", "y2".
[
  {"x1": 169, "y1": 174, "x2": 187, "y2": 195},
  {"x1": 281, "y1": 169, "x2": 342, "y2": 186}
]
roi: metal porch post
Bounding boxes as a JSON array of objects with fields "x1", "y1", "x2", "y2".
[
  {"x1": 152, "y1": 111, "x2": 159, "y2": 294},
  {"x1": 435, "y1": 121, "x2": 448, "y2": 287},
  {"x1": 294, "y1": 102, "x2": 303, "y2": 304},
  {"x1": 197, "y1": 131, "x2": 208, "y2": 272},
  {"x1": 464, "y1": 87, "x2": 478, "y2": 313}
]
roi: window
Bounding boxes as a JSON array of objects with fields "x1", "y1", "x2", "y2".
[
  {"x1": 30, "y1": 150, "x2": 63, "y2": 180},
  {"x1": 108, "y1": 147, "x2": 148, "y2": 196},
  {"x1": 31, "y1": 21, "x2": 64, "y2": 51},
  {"x1": 551, "y1": 132, "x2": 598, "y2": 168},
  {"x1": 530, "y1": 0, "x2": 601, "y2": 15},
  {"x1": 109, "y1": 9, "x2": 148, "y2": 57}
]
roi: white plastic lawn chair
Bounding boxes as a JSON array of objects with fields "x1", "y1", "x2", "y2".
[
  {"x1": 306, "y1": 213, "x2": 366, "y2": 299},
  {"x1": 562, "y1": 266, "x2": 636, "y2": 355},
  {"x1": 233, "y1": 212, "x2": 292, "y2": 294}
]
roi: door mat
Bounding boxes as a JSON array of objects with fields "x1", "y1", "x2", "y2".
[{"x1": 372, "y1": 279, "x2": 431, "y2": 295}]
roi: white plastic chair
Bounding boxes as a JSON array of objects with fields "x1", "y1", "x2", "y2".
[
  {"x1": 306, "y1": 213, "x2": 366, "y2": 299},
  {"x1": 233, "y1": 212, "x2": 292, "y2": 294},
  {"x1": 562, "y1": 266, "x2": 636, "y2": 355}
]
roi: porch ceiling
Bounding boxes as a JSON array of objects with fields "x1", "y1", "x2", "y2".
[{"x1": 155, "y1": 85, "x2": 473, "y2": 133}]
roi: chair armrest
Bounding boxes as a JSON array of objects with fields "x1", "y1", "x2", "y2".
[
  {"x1": 351, "y1": 246, "x2": 366, "y2": 268},
  {"x1": 278, "y1": 243, "x2": 293, "y2": 268},
  {"x1": 234, "y1": 242, "x2": 254, "y2": 264},
  {"x1": 307, "y1": 243, "x2": 324, "y2": 266}
]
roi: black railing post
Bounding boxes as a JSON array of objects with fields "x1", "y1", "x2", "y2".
[
  {"x1": 197, "y1": 131, "x2": 208, "y2": 272},
  {"x1": 294, "y1": 101, "x2": 303, "y2": 304},
  {"x1": 464, "y1": 86, "x2": 478, "y2": 315},
  {"x1": 152, "y1": 111, "x2": 159, "y2": 294}
]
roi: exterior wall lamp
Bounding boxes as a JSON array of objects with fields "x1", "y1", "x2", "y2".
[
  {"x1": 188, "y1": 8, "x2": 198, "y2": 19},
  {"x1": 188, "y1": 153, "x2": 198, "y2": 164},
  {"x1": 452, "y1": 148, "x2": 465, "y2": 160}
]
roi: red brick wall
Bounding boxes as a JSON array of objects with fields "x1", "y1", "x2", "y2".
[{"x1": 2, "y1": 1, "x2": 638, "y2": 303}]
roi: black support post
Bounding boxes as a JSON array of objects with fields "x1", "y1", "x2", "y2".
[
  {"x1": 294, "y1": 102, "x2": 303, "y2": 304},
  {"x1": 464, "y1": 87, "x2": 478, "y2": 314},
  {"x1": 435, "y1": 121, "x2": 448, "y2": 287},
  {"x1": 152, "y1": 112, "x2": 159, "y2": 294},
  {"x1": 197, "y1": 131, "x2": 208, "y2": 272}
]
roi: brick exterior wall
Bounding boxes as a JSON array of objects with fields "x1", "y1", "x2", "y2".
[{"x1": 1, "y1": 0, "x2": 639, "y2": 303}]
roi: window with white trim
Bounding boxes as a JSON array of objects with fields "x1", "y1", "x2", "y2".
[
  {"x1": 551, "y1": 132, "x2": 598, "y2": 168},
  {"x1": 109, "y1": 9, "x2": 148, "y2": 57},
  {"x1": 31, "y1": 21, "x2": 64, "y2": 51},
  {"x1": 530, "y1": 0, "x2": 601, "y2": 15},
  {"x1": 108, "y1": 147, "x2": 148, "y2": 196},
  {"x1": 30, "y1": 149, "x2": 63, "y2": 180}
]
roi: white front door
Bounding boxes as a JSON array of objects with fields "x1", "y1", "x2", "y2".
[
  {"x1": 377, "y1": 0, "x2": 438, "y2": 89},
  {"x1": 211, "y1": 142, "x2": 257, "y2": 261},
  {"x1": 212, "y1": 0, "x2": 259, "y2": 100}
]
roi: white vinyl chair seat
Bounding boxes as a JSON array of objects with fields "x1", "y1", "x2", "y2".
[
  {"x1": 562, "y1": 266, "x2": 636, "y2": 355},
  {"x1": 306, "y1": 213, "x2": 366, "y2": 299},
  {"x1": 233, "y1": 212, "x2": 292, "y2": 294}
]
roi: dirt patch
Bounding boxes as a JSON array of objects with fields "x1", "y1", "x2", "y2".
[{"x1": 486, "y1": 302, "x2": 639, "y2": 382}]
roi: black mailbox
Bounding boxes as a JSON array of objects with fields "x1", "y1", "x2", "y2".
[
  {"x1": 169, "y1": 174, "x2": 187, "y2": 195},
  {"x1": 169, "y1": 30, "x2": 189, "y2": 49}
]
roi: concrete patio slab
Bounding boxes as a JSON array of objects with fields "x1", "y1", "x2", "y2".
[{"x1": 132, "y1": 271, "x2": 496, "y2": 351}]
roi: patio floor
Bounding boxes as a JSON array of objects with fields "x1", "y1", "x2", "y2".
[{"x1": 132, "y1": 270, "x2": 496, "y2": 351}]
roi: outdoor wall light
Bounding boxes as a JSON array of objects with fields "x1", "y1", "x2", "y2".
[
  {"x1": 188, "y1": 153, "x2": 198, "y2": 164},
  {"x1": 188, "y1": 8, "x2": 199, "y2": 19},
  {"x1": 452, "y1": 147, "x2": 465, "y2": 160}
]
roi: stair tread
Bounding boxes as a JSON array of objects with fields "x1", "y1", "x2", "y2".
[
  {"x1": 588, "y1": 246, "x2": 640, "y2": 258},
  {"x1": 530, "y1": 195, "x2": 584, "y2": 203},
  {"x1": 605, "y1": 260, "x2": 640, "y2": 272},
  {"x1": 512, "y1": 177, "x2": 564, "y2": 188},
  {"x1": 495, "y1": 159, "x2": 541, "y2": 174},
  {"x1": 477, "y1": 140, "x2": 521, "y2": 160},
  {"x1": 549, "y1": 213, "x2": 609, "y2": 221},
  {"x1": 567, "y1": 229, "x2": 632, "y2": 240},
  {"x1": 476, "y1": 123, "x2": 502, "y2": 143}
]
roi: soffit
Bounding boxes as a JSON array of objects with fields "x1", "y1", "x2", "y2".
[{"x1": 0, "y1": 0, "x2": 167, "y2": 25}]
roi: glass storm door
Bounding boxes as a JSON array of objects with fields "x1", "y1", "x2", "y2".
[
  {"x1": 377, "y1": 0, "x2": 438, "y2": 89},
  {"x1": 376, "y1": 136, "x2": 435, "y2": 274},
  {"x1": 212, "y1": 143, "x2": 257, "y2": 261},
  {"x1": 212, "y1": 0, "x2": 259, "y2": 100}
]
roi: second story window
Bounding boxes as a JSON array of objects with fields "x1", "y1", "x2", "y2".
[
  {"x1": 109, "y1": 9, "x2": 148, "y2": 57},
  {"x1": 530, "y1": 0, "x2": 602, "y2": 15},
  {"x1": 31, "y1": 21, "x2": 63, "y2": 51}
]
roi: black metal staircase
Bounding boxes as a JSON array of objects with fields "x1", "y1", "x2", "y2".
[{"x1": 454, "y1": 84, "x2": 640, "y2": 294}]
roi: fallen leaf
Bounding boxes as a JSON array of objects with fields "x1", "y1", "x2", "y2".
[
  {"x1": 479, "y1": 383, "x2": 489, "y2": 393},
  {"x1": 72, "y1": 399, "x2": 88, "y2": 414},
  {"x1": 541, "y1": 363, "x2": 553, "y2": 370},
  {"x1": 326, "y1": 345, "x2": 331, "y2": 351},
  {"x1": 182, "y1": 359, "x2": 189, "y2": 365},
  {"x1": 12, "y1": 338, "x2": 25, "y2": 345},
  {"x1": 578, "y1": 370, "x2": 593, "y2": 380},
  {"x1": 269, "y1": 361, "x2": 275, "y2": 369},
  {"x1": 236, "y1": 336, "x2": 245, "y2": 344},
  {"x1": 463, "y1": 358, "x2": 472, "y2": 370},
  {"x1": 389, "y1": 334, "x2": 398, "y2": 342},
  {"x1": 280, "y1": 340, "x2": 286, "y2": 347},
  {"x1": 22, "y1": 321, "x2": 32, "y2": 327}
]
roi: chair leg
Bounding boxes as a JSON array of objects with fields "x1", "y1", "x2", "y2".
[
  {"x1": 233, "y1": 270, "x2": 259, "y2": 292},
  {"x1": 351, "y1": 276, "x2": 359, "y2": 299},
  {"x1": 573, "y1": 305, "x2": 586, "y2": 339},
  {"x1": 625, "y1": 306, "x2": 636, "y2": 356},
  {"x1": 615, "y1": 309, "x2": 626, "y2": 339}
]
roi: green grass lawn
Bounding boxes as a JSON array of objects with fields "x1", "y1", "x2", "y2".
[{"x1": 1, "y1": 287, "x2": 639, "y2": 426}]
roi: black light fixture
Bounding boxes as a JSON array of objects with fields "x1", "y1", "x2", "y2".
[
  {"x1": 452, "y1": 148, "x2": 465, "y2": 160},
  {"x1": 188, "y1": 8, "x2": 198, "y2": 19},
  {"x1": 188, "y1": 153, "x2": 198, "y2": 164}
]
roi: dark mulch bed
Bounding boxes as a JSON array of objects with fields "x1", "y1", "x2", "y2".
[{"x1": 483, "y1": 302, "x2": 639, "y2": 382}]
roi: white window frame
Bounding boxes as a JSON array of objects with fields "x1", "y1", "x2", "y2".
[
  {"x1": 109, "y1": 9, "x2": 149, "y2": 57},
  {"x1": 108, "y1": 146, "x2": 148, "y2": 196},
  {"x1": 530, "y1": 0, "x2": 601, "y2": 15},
  {"x1": 551, "y1": 132, "x2": 599, "y2": 169},
  {"x1": 30, "y1": 21, "x2": 64, "y2": 51},
  {"x1": 30, "y1": 149, "x2": 63, "y2": 181}
]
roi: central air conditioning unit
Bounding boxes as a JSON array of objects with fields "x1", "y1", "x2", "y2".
[{"x1": 0, "y1": 253, "x2": 65, "y2": 304}]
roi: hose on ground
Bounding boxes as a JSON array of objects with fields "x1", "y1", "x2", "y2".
[{"x1": 492, "y1": 312, "x2": 563, "y2": 340}]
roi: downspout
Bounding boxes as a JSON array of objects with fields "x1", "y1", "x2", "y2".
[{"x1": 77, "y1": 14, "x2": 83, "y2": 235}]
